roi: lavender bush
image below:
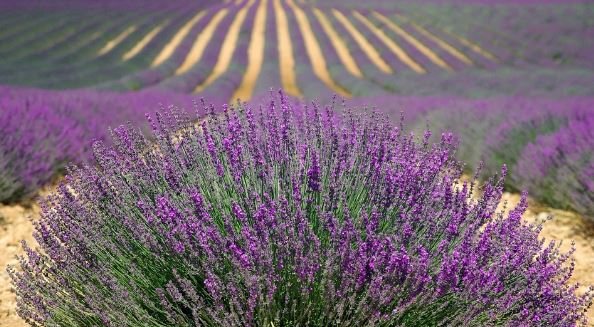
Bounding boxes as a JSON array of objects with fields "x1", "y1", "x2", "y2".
[{"x1": 9, "y1": 93, "x2": 592, "y2": 326}]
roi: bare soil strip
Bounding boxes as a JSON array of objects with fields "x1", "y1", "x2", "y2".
[
  {"x1": 353, "y1": 11, "x2": 426, "y2": 74},
  {"x1": 175, "y1": 9, "x2": 230, "y2": 76},
  {"x1": 287, "y1": 1, "x2": 350, "y2": 97},
  {"x1": 232, "y1": 0, "x2": 269, "y2": 102},
  {"x1": 274, "y1": 0, "x2": 302, "y2": 97},
  {"x1": 97, "y1": 26, "x2": 137, "y2": 56},
  {"x1": 194, "y1": 1, "x2": 257, "y2": 94},
  {"x1": 332, "y1": 9, "x2": 393, "y2": 74},
  {"x1": 395, "y1": 13, "x2": 492, "y2": 64},
  {"x1": 151, "y1": 10, "x2": 206, "y2": 67},
  {"x1": 395, "y1": 13, "x2": 474, "y2": 66},
  {"x1": 122, "y1": 21, "x2": 168, "y2": 61},
  {"x1": 372, "y1": 11, "x2": 453, "y2": 72},
  {"x1": 313, "y1": 8, "x2": 364, "y2": 78},
  {"x1": 443, "y1": 28, "x2": 499, "y2": 63}
]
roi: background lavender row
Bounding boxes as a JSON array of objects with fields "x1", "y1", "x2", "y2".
[
  {"x1": 347, "y1": 95, "x2": 594, "y2": 218},
  {"x1": 2, "y1": 86, "x2": 592, "y2": 218},
  {"x1": 0, "y1": 86, "x2": 221, "y2": 203}
]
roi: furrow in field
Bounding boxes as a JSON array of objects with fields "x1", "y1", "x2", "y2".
[
  {"x1": 392, "y1": 13, "x2": 478, "y2": 68},
  {"x1": 312, "y1": 8, "x2": 363, "y2": 78},
  {"x1": 232, "y1": 0, "x2": 268, "y2": 102},
  {"x1": 306, "y1": 7, "x2": 388, "y2": 98},
  {"x1": 175, "y1": 8, "x2": 229, "y2": 76},
  {"x1": 149, "y1": 6, "x2": 237, "y2": 94},
  {"x1": 442, "y1": 28, "x2": 499, "y2": 63},
  {"x1": 192, "y1": 4, "x2": 256, "y2": 105},
  {"x1": 96, "y1": 4, "x2": 230, "y2": 92},
  {"x1": 331, "y1": 9, "x2": 393, "y2": 74},
  {"x1": 97, "y1": 26, "x2": 138, "y2": 56},
  {"x1": 194, "y1": 0, "x2": 256, "y2": 93},
  {"x1": 51, "y1": 11, "x2": 152, "y2": 63},
  {"x1": 372, "y1": 11, "x2": 453, "y2": 71},
  {"x1": 404, "y1": 9, "x2": 516, "y2": 64},
  {"x1": 353, "y1": 11, "x2": 425, "y2": 74},
  {"x1": 394, "y1": 13, "x2": 486, "y2": 64},
  {"x1": 122, "y1": 21, "x2": 168, "y2": 61},
  {"x1": 286, "y1": 0, "x2": 350, "y2": 97},
  {"x1": 0, "y1": 13, "x2": 68, "y2": 51},
  {"x1": 273, "y1": 0, "x2": 302, "y2": 97},
  {"x1": 48, "y1": 11, "x2": 143, "y2": 63},
  {"x1": 279, "y1": 1, "x2": 330, "y2": 99},
  {"x1": 151, "y1": 10, "x2": 207, "y2": 68},
  {"x1": 0, "y1": 12, "x2": 58, "y2": 42},
  {"x1": 250, "y1": 0, "x2": 281, "y2": 97},
  {"x1": 1, "y1": 4, "x2": 177, "y2": 88},
  {"x1": 322, "y1": 10, "x2": 391, "y2": 84}
]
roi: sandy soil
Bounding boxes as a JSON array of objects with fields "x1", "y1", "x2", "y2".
[
  {"x1": 0, "y1": 203, "x2": 37, "y2": 327},
  {"x1": 1, "y1": 192, "x2": 593, "y2": 326}
]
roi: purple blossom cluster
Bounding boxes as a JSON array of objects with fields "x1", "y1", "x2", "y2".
[
  {"x1": 9, "y1": 92, "x2": 592, "y2": 326},
  {"x1": 0, "y1": 86, "x2": 212, "y2": 203}
]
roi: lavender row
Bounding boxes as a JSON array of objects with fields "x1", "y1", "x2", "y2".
[
  {"x1": 0, "y1": 86, "x2": 218, "y2": 203},
  {"x1": 350, "y1": 95, "x2": 594, "y2": 218}
]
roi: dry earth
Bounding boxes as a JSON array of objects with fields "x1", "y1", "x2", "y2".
[
  {"x1": 1, "y1": 192, "x2": 593, "y2": 326},
  {"x1": 0, "y1": 203, "x2": 37, "y2": 327}
]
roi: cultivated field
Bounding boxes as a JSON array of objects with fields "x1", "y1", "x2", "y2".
[{"x1": 1, "y1": 0, "x2": 593, "y2": 326}]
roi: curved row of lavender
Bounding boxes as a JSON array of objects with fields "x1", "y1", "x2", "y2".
[
  {"x1": 352, "y1": 96, "x2": 594, "y2": 219},
  {"x1": 515, "y1": 113, "x2": 594, "y2": 217},
  {"x1": 9, "y1": 93, "x2": 592, "y2": 326},
  {"x1": 0, "y1": 86, "x2": 222, "y2": 203},
  {"x1": 2, "y1": 85, "x2": 593, "y2": 219}
]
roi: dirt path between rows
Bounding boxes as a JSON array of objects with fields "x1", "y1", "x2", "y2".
[{"x1": 1, "y1": 192, "x2": 593, "y2": 326}]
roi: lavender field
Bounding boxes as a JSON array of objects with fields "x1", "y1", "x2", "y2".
[{"x1": 1, "y1": 0, "x2": 593, "y2": 326}]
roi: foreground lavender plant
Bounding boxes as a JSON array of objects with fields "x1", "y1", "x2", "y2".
[{"x1": 9, "y1": 92, "x2": 592, "y2": 326}]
